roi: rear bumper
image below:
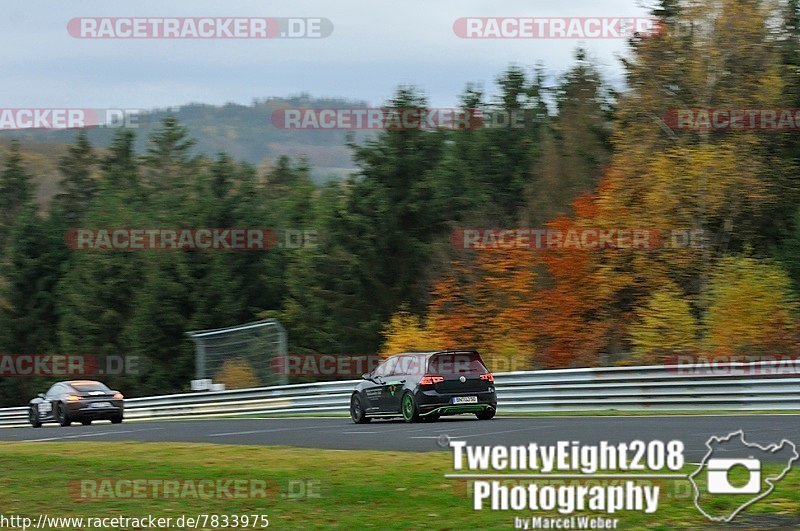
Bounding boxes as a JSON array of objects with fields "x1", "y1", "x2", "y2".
[
  {"x1": 420, "y1": 403, "x2": 495, "y2": 417},
  {"x1": 416, "y1": 389, "x2": 497, "y2": 416}
]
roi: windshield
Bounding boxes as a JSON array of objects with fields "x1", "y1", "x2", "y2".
[
  {"x1": 427, "y1": 353, "x2": 487, "y2": 375},
  {"x1": 69, "y1": 382, "x2": 110, "y2": 392}
]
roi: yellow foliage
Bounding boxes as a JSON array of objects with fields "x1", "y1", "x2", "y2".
[
  {"x1": 704, "y1": 257, "x2": 797, "y2": 354},
  {"x1": 629, "y1": 284, "x2": 699, "y2": 364},
  {"x1": 214, "y1": 357, "x2": 260, "y2": 390},
  {"x1": 481, "y1": 338, "x2": 532, "y2": 373},
  {"x1": 380, "y1": 308, "x2": 444, "y2": 357},
  {"x1": 381, "y1": 307, "x2": 532, "y2": 372}
]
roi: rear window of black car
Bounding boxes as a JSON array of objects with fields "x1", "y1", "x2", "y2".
[
  {"x1": 69, "y1": 382, "x2": 110, "y2": 392},
  {"x1": 427, "y1": 353, "x2": 487, "y2": 374}
]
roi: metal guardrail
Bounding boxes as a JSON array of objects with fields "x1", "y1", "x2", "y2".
[{"x1": 0, "y1": 360, "x2": 797, "y2": 427}]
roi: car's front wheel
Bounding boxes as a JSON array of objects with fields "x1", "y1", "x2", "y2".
[
  {"x1": 110, "y1": 416, "x2": 123, "y2": 424},
  {"x1": 350, "y1": 395, "x2": 370, "y2": 424},
  {"x1": 476, "y1": 408, "x2": 496, "y2": 420},
  {"x1": 401, "y1": 392, "x2": 420, "y2": 423},
  {"x1": 57, "y1": 404, "x2": 71, "y2": 427},
  {"x1": 29, "y1": 406, "x2": 41, "y2": 428}
]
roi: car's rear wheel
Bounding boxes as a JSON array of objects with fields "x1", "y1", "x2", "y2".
[
  {"x1": 57, "y1": 404, "x2": 71, "y2": 427},
  {"x1": 110, "y1": 416, "x2": 123, "y2": 424},
  {"x1": 476, "y1": 408, "x2": 496, "y2": 420},
  {"x1": 29, "y1": 406, "x2": 41, "y2": 428},
  {"x1": 401, "y1": 393, "x2": 420, "y2": 423},
  {"x1": 350, "y1": 394, "x2": 370, "y2": 424},
  {"x1": 81, "y1": 419, "x2": 92, "y2": 426}
]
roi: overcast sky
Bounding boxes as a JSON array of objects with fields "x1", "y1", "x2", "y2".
[{"x1": 2, "y1": 1, "x2": 652, "y2": 110}]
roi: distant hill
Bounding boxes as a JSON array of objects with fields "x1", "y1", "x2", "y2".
[{"x1": 0, "y1": 95, "x2": 371, "y2": 184}]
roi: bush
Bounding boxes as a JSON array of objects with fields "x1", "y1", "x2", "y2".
[{"x1": 214, "y1": 357, "x2": 260, "y2": 389}]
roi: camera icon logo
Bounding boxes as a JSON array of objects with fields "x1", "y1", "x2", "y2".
[
  {"x1": 706, "y1": 457, "x2": 761, "y2": 494},
  {"x1": 690, "y1": 430, "x2": 798, "y2": 522}
]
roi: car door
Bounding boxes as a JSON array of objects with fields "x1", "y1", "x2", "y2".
[
  {"x1": 37, "y1": 383, "x2": 61, "y2": 421},
  {"x1": 374, "y1": 356, "x2": 400, "y2": 412},
  {"x1": 382, "y1": 356, "x2": 410, "y2": 413},
  {"x1": 362, "y1": 360, "x2": 389, "y2": 413}
]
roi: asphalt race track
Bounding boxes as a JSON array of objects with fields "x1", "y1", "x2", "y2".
[{"x1": 0, "y1": 415, "x2": 797, "y2": 461}]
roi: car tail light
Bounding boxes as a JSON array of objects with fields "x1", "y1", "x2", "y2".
[
  {"x1": 480, "y1": 373, "x2": 494, "y2": 382},
  {"x1": 419, "y1": 375, "x2": 444, "y2": 386},
  {"x1": 113, "y1": 393, "x2": 124, "y2": 399},
  {"x1": 66, "y1": 395, "x2": 80, "y2": 401}
]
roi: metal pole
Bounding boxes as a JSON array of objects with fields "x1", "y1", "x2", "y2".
[{"x1": 196, "y1": 340, "x2": 206, "y2": 380}]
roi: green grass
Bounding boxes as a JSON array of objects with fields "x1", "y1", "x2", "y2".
[
  {"x1": 212, "y1": 410, "x2": 800, "y2": 420},
  {"x1": 495, "y1": 410, "x2": 800, "y2": 417},
  {"x1": 0, "y1": 443, "x2": 797, "y2": 530}
]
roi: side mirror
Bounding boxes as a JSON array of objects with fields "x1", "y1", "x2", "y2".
[
  {"x1": 361, "y1": 373, "x2": 371, "y2": 380},
  {"x1": 37, "y1": 393, "x2": 45, "y2": 399}
]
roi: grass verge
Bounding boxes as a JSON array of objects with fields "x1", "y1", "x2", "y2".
[
  {"x1": 214, "y1": 410, "x2": 800, "y2": 420},
  {"x1": 0, "y1": 442, "x2": 797, "y2": 529}
]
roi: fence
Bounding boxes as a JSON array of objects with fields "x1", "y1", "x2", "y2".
[
  {"x1": 0, "y1": 360, "x2": 797, "y2": 427},
  {"x1": 186, "y1": 319, "x2": 288, "y2": 387}
]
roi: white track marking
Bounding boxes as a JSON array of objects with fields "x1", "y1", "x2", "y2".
[
  {"x1": 21, "y1": 428, "x2": 162, "y2": 443},
  {"x1": 207, "y1": 425, "x2": 325, "y2": 437},
  {"x1": 446, "y1": 426, "x2": 554, "y2": 438}
]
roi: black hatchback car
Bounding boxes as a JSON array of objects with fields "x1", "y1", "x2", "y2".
[
  {"x1": 29, "y1": 380, "x2": 124, "y2": 427},
  {"x1": 350, "y1": 350, "x2": 497, "y2": 423}
]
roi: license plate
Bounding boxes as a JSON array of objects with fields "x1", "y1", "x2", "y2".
[
  {"x1": 451, "y1": 396, "x2": 478, "y2": 404},
  {"x1": 90, "y1": 402, "x2": 111, "y2": 408}
]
